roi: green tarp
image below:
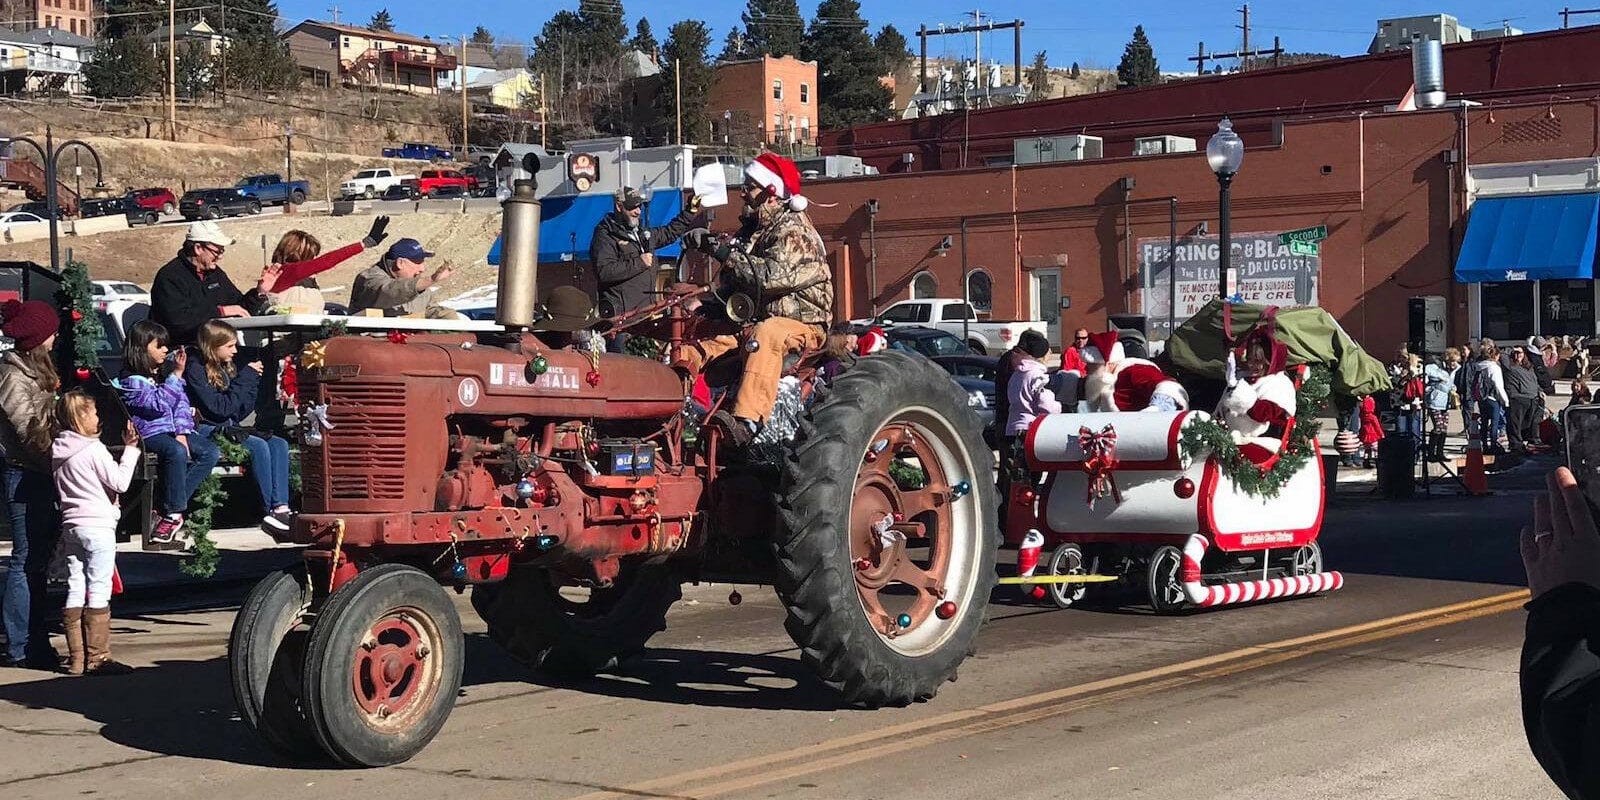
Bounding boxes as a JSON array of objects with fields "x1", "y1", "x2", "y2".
[{"x1": 1165, "y1": 300, "x2": 1392, "y2": 399}]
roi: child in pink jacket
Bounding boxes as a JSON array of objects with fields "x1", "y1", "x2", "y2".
[
  {"x1": 1006, "y1": 331, "x2": 1062, "y2": 436},
  {"x1": 52, "y1": 390, "x2": 140, "y2": 675}
]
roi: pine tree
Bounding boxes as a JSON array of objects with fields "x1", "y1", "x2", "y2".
[
  {"x1": 201, "y1": 0, "x2": 279, "y2": 40},
  {"x1": 225, "y1": 34, "x2": 302, "y2": 90},
  {"x1": 629, "y1": 18, "x2": 658, "y2": 58},
  {"x1": 368, "y1": 8, "x2": 394, "y2": 32},
  {"x1": 100, "y1": 0, "x2": 162, "y2": 39},
  {"x1": 1025, "y1": 51, "x2": 1050, "y2": 100},
  {"x1": 84, "y1": 35, "x2": 161, "y2": 97},
  {"x1": 802, "y1": 0, "x2": 893, "y2": 129},
  {"x1": 1117, "y1": 25, "x2": 1160, "y2": 87},
  {"x1": 652, "y1": 20, "x2": 714, "y2": 145},
  {"x1": 742, "y1": 0, "x2": 804, "y2": 57},
  {"x1": 874, "y1": 24, "x2": 909, "y2": 75},
  {"x1": 471, "y1": 26, "x2": 495, "y2": 45},
  {"x1": 578, "y1": 0, "x2": 628, "y2": 61},
  {"x1": 717, "y1": 28, "x2": 747, "y2": 61},
  {"x1": 1070, "y1": 61, "x2": 1081, "y2": 79},
  {"x1": 174, "y1": 43, "x2": 213, "y2": 98}
]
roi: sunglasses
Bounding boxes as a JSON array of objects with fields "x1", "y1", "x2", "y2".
[{"x1": 1073, "y1": 335, "x2": 1089, "y2": 341}]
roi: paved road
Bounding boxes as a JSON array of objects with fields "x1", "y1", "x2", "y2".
[{"x1": 0, "y1": 464, "x2": 1560, "y2": 799}]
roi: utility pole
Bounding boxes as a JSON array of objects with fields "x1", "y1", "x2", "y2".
[
  {"x1": 166, "y1": 0, "x2": 176, "y2": 140},
  {"x1": 674, "y1": 57, "x2": 682, "y2": 146},
  {"x1": 459, "y1": 34, "x2": 469, "y2": 158},
  {"x1": 538, "y1": 73, "x2": 547, "y2": 149},
  {"x1": 283, "y1": 124, "x2": 294, "y2": 213},
  {"x1": 327, "y1": 4, "x2": 340, "y2": 23},
  {"x1": 218, "y1": 0, "x2": 227, "y2": 104},
  {"x1": 1237, "y1": 3, "x2": 1250, "y2": 69},
  {"x1": 1562, "y1": 6, "x2": 1600, "y2": 27}
]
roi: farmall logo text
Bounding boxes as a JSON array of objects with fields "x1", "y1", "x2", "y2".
[
  {"x1": 1238, "y1": 531, "x2": 1298, "y2": 546},
  {"x1": 488, "y1": 363, "x2": 581, "y2": 391}
]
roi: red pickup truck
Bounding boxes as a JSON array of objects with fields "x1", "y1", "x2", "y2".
[
  {"x1": 416, "y1": 169, "x2": 475, "y2": 197},
  {"x1": 126, "y1": 187, "x2": 177, "y2": 215}
]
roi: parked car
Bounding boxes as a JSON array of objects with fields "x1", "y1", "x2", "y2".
[
  {"x1": 0, "y1": 210, "x2": 48, "y2": 236},
  {"x1": 884, "y1": 325, "x2": 976, "y2": 358},
  {"x1": 340, "y1": 168, "x2": 415, "y2": 199},
  {"x1": 466, "y1": 160, "x2": 497, "y2": 197},
  {"x1": 929, "y1": 354, "x2": 999, "y2": 446},
  {"x1": 91, "y1": 280, "x2": 151, "y2": 309},
  {"x1": 416, "y1": 169, "x2": 473, "y2": 197},
  {"x1": 126, "y1": 187, "x2": 177, "y2": 215},
  {"x1": 381, "y1": 181, "x2": 421, "y2": 201},
  {"x1": 857, "y1": 298, "x2": 1048, "y2": 357},
  {"x1": 429, "y1": 183, "x2": 467, "y2": 199},
  {"x1": 180, "y1": 188, "x2": 261, "y2": 220},
  {"x1": 8, "y1": 201, "x2": 61, "y2": 219},
  {"x1": 80, "y1": 196, "x2": 158, "y2": 226},
  {"x1": 236, "y1": 174, "x2": 310, "y2": 206},
  {"x1": 382, "y1": 142, "x2": 453, "y2": 161}
]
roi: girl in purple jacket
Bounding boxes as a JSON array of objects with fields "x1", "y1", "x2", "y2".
[{"x1": 115, "y1": 321, "x2": 219, "y2": 543}]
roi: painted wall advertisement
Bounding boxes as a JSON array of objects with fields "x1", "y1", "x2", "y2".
[{"x1": 1139, "y1": 232, "x2": 1321, "y2": 339}]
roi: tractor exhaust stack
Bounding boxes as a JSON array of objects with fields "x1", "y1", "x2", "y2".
[{"x1": 496, "y1": 177, "x2": 541, "y2": 329}]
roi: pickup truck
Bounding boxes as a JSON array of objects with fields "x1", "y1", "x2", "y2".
[
  {"x1": 855, "y1": 298, "x2": 1048, "y2": 356},
  {"x1": 340, "y1": 168, "x2": 415, "y2": 199},
  {"x1": 235, "y1": 174, "x2": 310, "y2": 206},
  {"x1": 382, "y1": 142, "x2": 454, "y2": 161},
  {"x1": 416, "y1": 169, "x2": 474, "y2": 197}
]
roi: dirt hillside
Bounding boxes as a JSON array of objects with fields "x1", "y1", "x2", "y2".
[{"x1": 0, "y1": 209, "x2": 505, "y2": 304}]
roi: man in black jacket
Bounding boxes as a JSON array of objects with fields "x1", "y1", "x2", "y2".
[
  {"x1": 150, "y1": 221, "x2": 272, "y2": 344},
  {"x1": 1503, "y1": 346, "x2": 1542, "y2": 454},
  {"x1": 589, "y1": 188, "x2": 700, "y2": 349},
  {"x1": 1521, "y1": 466, "x2": 1600, "y2": 800}
]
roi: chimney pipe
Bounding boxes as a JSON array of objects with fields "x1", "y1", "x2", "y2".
[
  {"x1": 496, "y1": 178, "x2": 541, "y2": 329},
  {"x1": 1412, "y1": 38, "x2": 1445, "y2": 108}
]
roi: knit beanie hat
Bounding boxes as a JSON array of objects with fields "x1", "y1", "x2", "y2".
[
  {"x1": 1, "y1": 299, "x2": 58, "y2": 352},
  {"x1": 1019, "y1": 329, "x2": 1049, "y2": 358}
]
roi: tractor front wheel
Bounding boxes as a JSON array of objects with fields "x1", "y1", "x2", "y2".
[
  {"x1": 300, "y1": 565, "x2": 463, "y2": 767},
  {"x1": 229, "y1": 566, "x2": 319, "y2": 760},
  {"x1": 775, "y1": 351, "x2": 998, "y2": 707}
]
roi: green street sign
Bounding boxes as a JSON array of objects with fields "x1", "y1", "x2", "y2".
[
  {"x1": 1289, "y1": 240, "x2": 1320, "y2": 257},
  {"x1": 1279, "y1": 225, "x2": 1328, "y2": 245}
]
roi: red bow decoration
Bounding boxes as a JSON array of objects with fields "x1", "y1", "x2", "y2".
[
  {"x1": 387, "y1": 330, "x2": 410, "y2": 344},
  {"x1": 1078, "y1": 424, "x2": 1122, "y2": 509}
]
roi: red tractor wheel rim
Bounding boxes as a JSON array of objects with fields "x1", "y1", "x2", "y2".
[
  {"x1": 850, "y1": 421, "x2": 955, "y2": 647},
  {"x1": 350, "y1": 608, "x2": 443, "y2": 731}
]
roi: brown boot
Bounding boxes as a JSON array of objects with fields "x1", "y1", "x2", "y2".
[
  {"x1": 82, "y1": 608, "x2": 133, "y2": 676},
  {"x1": 63, "y1": 607, "x2": 85, "y2": 675}
]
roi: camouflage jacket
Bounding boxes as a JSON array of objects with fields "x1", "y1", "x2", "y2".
[{"x1": 725, "y1": 206, "x2": 833, "y2": 325}]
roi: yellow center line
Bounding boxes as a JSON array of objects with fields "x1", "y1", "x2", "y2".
[{"x1": 567, "y1": 589, "x2": 1528, "y2": 800}]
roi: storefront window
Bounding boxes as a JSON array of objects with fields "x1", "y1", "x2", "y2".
[
  {"x1": 1480, "y1": 281, "x2": 1534, "y2": 341},
  {"x1": 1539, "y1": 279, "x2": 1594, "y2": 338}
]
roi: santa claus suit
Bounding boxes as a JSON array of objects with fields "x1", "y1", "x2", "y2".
[
  {"x1": 1216, "y1": 370, "x2": 1298, "y2": 465},
  {"x1": 1080, "y1": 332, "x2": 1189, "y2": 413}
]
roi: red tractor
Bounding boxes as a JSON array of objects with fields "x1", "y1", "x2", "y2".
[{"x1": 228, "y1": 180, "x2": 999, "y2": 766}]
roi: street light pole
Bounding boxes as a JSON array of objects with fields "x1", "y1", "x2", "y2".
[
  {"x1": 6, "y1": 127, "x2": 107, "y2": 271},
  {"x1": 1206, "y1": 117, "x2": 1245, "y2": 304}
]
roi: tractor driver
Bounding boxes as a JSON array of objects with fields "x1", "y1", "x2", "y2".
[{"x1": 676, "y1": 152, "x2": 833, "y2": 445}]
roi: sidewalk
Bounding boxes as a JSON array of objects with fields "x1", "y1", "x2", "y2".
[{"x1": 0, "y1": 527, "x2": 301, "y2": 599}]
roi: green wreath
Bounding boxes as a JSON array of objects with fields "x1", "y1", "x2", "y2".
[{"x1": 1178, "y1": 367, "x2": 1332, "y2": 499}]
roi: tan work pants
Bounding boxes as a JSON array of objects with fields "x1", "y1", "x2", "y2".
[{"x1": 680, "y1": 317, "x2": 825, "y2": 422}]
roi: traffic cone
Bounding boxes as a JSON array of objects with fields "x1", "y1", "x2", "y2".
[
  {"x1": 1462, "y1": 435, "x2": 1489, "y2": 496},
  {"x1": 1017, "y1": 530, "x2": 1047, "y2": 601}
]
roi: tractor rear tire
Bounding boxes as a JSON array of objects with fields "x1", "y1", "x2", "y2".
[
  {"x1": 474, "y1": 563, "x2": 681, "y2": 677},
  {"x1": 301, "y1": 564, "x2": 463, "y2": 767},
  {"x1": 774, "y1": 350, "x2": 998, "y2": 708},
  {"x1": 229, "y1": 566, "x2": 320, "y2": 760}
]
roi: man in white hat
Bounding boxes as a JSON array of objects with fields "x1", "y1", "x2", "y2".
[
  {"x1": 677, "y1": 152, "x2": 832, "y2": 443},
  {"x1": 151, "y1": 220, "x2": 276, "y2": 344}
]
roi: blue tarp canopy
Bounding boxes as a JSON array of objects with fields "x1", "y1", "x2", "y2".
[
  {"x1": 486, "y1": 191, "x2": 684, "y2": 266},
  {"x1": 1454, "y1": 193, "x2": 1599, "y2": 283}
]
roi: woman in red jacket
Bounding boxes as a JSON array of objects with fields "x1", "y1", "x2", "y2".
[{"x1": 263, "y1": 217, "x2": 390, "y2": 310}]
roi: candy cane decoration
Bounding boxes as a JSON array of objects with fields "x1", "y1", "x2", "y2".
[
  {"x1": 1017, "y1": 529, "x2": 1047, "y2": 600},
  {"x1": 1077, "y1": 423, "x2": 1122, "y2": 509},
  {"x1": 1180, "y1": 534, "x2": 1343, "y2": 608}
]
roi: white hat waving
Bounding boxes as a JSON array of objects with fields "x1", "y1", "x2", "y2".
[{"x1": 744, "y1": 152, "x2": 810, "y2": 212}]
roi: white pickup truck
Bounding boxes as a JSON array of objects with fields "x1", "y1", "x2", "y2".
[
  {"x1": 855, "y1": 299, "x2": 1048, "y2": 356},
  {"x1": 340, "y1": 168, "x2": 416, "y2": 199}
]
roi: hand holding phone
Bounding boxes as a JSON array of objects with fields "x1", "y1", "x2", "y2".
[{"x1": 1522, "y1": 466, "x2": 1600, "y2": 599}]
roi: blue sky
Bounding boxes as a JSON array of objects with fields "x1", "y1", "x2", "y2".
[{"x1": 278, "y1": 1, "x2": 1576, "y2": 69}]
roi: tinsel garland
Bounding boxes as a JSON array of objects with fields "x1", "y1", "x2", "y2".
[
  {"x1": 178, "y1": 436, "x2": 249, "y2": 578},
  {"x1": 1178, "y1": 367, "x2": 1332, "y2": 499}
]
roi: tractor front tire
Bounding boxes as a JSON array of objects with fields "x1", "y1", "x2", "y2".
[
  {"x1": 775, "y1": 350, "x2": 998, "y2": 707},
  {"x1": 474, "y1": 563, "x2": 681, "y2": 677},
  {"x1": 229, "y1": 566, "x2": 320, "y2": 760}
]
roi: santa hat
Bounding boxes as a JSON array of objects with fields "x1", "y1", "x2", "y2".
[
  {"x1": 1080, "y1": 331, "x2": 1124, "y2": 365},
  {"x1": 745, "y1": 152, "x2": 809, "y2": 212},
  {"x1": 857, "y1": 326, "x2": 888, "y2": 356}
]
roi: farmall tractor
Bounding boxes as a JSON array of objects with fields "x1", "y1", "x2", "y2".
[{"x1": 228, "y1": 180, "x2": 999, "y2": 767}]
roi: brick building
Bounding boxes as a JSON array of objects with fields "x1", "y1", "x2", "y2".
[
  {"x1": 14, "y1": 0, "x2": 93, "y2": 38},
  {"x1": 708, "y1": 55, "x2": 819, "y2": 150},
  {"x1": 779, "y1": 26, "x2": 1600, "y2": 356},
  {"x1": 282, "y1": 20, "x2": 456, "y2": 93}
]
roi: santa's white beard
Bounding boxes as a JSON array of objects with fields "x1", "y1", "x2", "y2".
[{"x1": 1084, "y1": 370, "x2": 1118, "y2": 412}]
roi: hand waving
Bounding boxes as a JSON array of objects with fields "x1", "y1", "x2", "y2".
[
  {"x1": 1522, "y1": 467, "x2": 1600, "y2": 600},
  {"x1": 366, "y1": 215, "x2": 391, "y2": 247},
  {"x1": 257, "y1": 263, "x2": 283, "y2": 293}
]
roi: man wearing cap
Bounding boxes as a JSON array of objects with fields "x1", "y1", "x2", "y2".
[
  {"x1": 590, "y1": 187, "x2": 702, "y2": 341},
  {"x1": 348, "y1": 238, "x2": 456, "y2": 317},
  {"x1": 678, "y1": 152, "x2": 832, "y2": 442},
  {"x1": 151, "y1": 220, "x2": 273, "y2": 344}
]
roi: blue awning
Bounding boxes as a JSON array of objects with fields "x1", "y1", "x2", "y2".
[
  {"x1": 1454, "y1": 193, "x2": 1600, "y2": 283},
  {"x1": 486, "y1": 191, "x2": 684, "y2": 266}
]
